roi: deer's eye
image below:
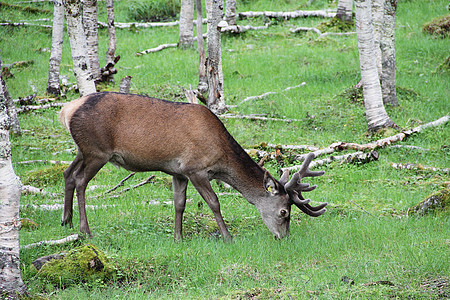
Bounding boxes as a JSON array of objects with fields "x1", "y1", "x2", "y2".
[{"x1": 279, "y1": 209, "x2": 289, "y2": 218}]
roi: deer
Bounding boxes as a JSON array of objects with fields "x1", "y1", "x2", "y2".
[{"x1": 59, "y1": 92, "x2": 328, "y2": 242}]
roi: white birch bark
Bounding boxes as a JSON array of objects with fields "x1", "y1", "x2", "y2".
[
  {"x1": 63, "y1": 0, "x2": 96, "y2": 96},
  {"x1": 105, "y1": 0, "x2": 117, "y2": 73},
  {"x1": 83, "y1": 0, "x2": 100, "y2": 83},
  {"x1": 46, "y1": 0, "x2": 64, "y2": 96},
  {"x1": 355, "y1": 0, "x2": 394, "y2": 131},
  {"x1": 0, "y1": 60, "x2": 27, "y2": 298},
  {"x1": 205, "y1": 0, "x2": 227, "y2": 114},
  {"x1": 179, "y1": 0, "x2": 195, "y2": 48},
  {"x1": 0, "y1": 76, "x2": 20, "y2": 136},
  {"x1": 196, "y1": 0, "x2": 207, "y2": 93},
  {"x1": 225, "y1": 0, "x2": 237, "y2": 26},
  {"x1": 380, "y1": 0, "x2": 398, "y2": 106},
  {"x1": 372, "y1": 0, "x2": 384, "y2": 77},
  {"x1": 336, "y1": 0, "x2": 353, "y2": 22}
]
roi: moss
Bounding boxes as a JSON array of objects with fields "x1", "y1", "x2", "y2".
[
  {"x1": 408, "y1": 188, "x2": 449, "y2": 216},
  {"x1": 423, "y1": 15, "x2": 450, "y2": 38},
  {"x1": 22, "y1": 164, "x2": 68, "y2": 187},
  {"x1": 317, "y1": 16, "x2": 355, "y2": 33},
  {"x1": 31, "y1": 244, "x2": 115, "y2": 286}
]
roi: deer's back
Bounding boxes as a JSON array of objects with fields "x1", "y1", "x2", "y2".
[{"x1": 60, "y1": 92, "x2": 233, "y2": 174}]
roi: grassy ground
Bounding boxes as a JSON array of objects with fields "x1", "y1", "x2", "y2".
[{"x1": 1, "y1": 0, "x2": 449, "y2": 298}]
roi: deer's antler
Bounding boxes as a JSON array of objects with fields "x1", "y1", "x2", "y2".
[{"x1": 282, "y1": 153, "x2": 328, "y2": 217}]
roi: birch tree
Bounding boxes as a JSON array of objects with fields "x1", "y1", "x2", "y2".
[
  {"x1": 46, "y1": 0, "x2": 64, "y2": 96},
  {"x1": 83, "y1": 0, "x2": 100, "y2": 83},
  {"x1": 196, "y1": 0, "x2": 207, "y2": 93},
  {"x1": 179, "y1": 0, "x2": 194, "y2": 48},
  {"x1": 336, "y1": 0, "x2": 353, "y2": 22},
  {"x1": 355, "y1": 0, "x2": 395, "y2": 131},
  {"x1": 380, "y1": 0, "x2": 398, "y2": 106},
  {"x1": 205, "y1": 0, "x2": 227, "y2": 114},
  {"x1": 0, "y1": 58, "x2": 27, "y2": 299},
  {"x1": 63, "y1": 0, "x2": 96, "y2": 96},
  {"x1": 225, "y1": 0, "x2": 237, "y2": 26},
  {"x1": 0, "y1": 76, "x2": 20, "y2": 136},
  {"x1": 105, "y1": 0, "x2": 117, "y2": 82}
]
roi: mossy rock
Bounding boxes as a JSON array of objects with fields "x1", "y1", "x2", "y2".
[
  {"x1": 30, "y1": 244, "x2": 115, "y2": 286},
  {"x1": 423, "y1": 15, "x2": 450, "y2": 38},
  {"x1": 408, "y1": 188, "x2": 449, "y2": 216},
  {"x1": 23, "y1": 164, "x2": 68, "y2": 187},
  {"x1": 317, "y1": 16, "x2": 355, "y2": 33}
]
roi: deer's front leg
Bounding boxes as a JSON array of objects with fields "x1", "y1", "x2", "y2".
[
  {"x1": 189, "y1": 173, "x2": 232, "y2": 243},
  {"x1": 173, "y1": 176, "x2": 188, "y2": 241}
]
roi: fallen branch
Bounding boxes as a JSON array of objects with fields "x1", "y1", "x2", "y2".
[
  {"x1": 239, "y1": 10, "x2": 336, "y2": 19},
  {"x1": 16, "y1": 102, "x2": 66, "y2": 113},
  {"x1": 113, "y1": 175, "x2": 156, "y2": 194},
  {"x1": 104, "y1": 172, "x2": 136, "y2": 194},
  {"x1": 135, "y1": 43, "x2": 177, "y2": 56},
  {"x1": 228, "y1": 82, "x2": 306, "y2": 108},
  {"x1": 220, "y1": 24, "x2": 269, "y2": 34},
  {"x1": 22, "y1": 185, "x2": 59, "y2": 197},
  {"x1": 22, "y1": 203, "x2": 116, "y2": 211},
  {"x1": 15, "y1": 159, "x2": 71, "y2": 165},
  {"x1": 290, "y1": 26, "x2": 356, "y2": 39},
  {"x1": 388, "y1": 145, "x2": 430, "y2": 151},
  {"x1": 390, "y1": 163, "x2": 449, "y2": 174},
  {"x1": 349, "y1": 199, "x2": 378, "y2": 218},
  {"x1": 0, "y1": 21, "x2": 52, "y2": 28},
  {"x1": 220, "y1": 113, "x2": 300, "y2": 123},
  {"x1": 98, "y1": 19, "x2": 207, "y2": 29},
  {"x1": 21, "y1": 234, "x2": 80, "y2": 250},
  {"x1": 283, "y1": 151, "x2": 379, "y2": 172}
]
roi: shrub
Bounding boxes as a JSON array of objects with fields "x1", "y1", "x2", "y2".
[{"x1": 125, "y1": 0, "x2": 180, "y2": 22}]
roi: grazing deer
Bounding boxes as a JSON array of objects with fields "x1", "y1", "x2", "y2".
[{"x1": 59, "y1": 92, "x2": 327, "y2": 242}]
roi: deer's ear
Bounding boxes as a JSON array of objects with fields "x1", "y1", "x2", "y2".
[{"x1": 264, "y1": 172, "x2": 279, "y2": 195}]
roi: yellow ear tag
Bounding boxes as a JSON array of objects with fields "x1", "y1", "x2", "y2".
[{"x1": 267, "y1": 186, "x2": 273, "y2": 193}]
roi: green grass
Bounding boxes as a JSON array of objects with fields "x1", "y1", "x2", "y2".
[{"x1": 1, "y1": 0, "x2": 449, "y2": 298}]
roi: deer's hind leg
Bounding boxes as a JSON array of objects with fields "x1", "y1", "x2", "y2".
[{"x1": 62, "y1": 152, "x2": 83, "y2": 227}]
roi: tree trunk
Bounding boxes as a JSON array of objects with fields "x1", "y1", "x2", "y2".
[
  {"x1": 336, "y1": 0, "x2": 353, "y2": 22},
  {"x1": 0, "y1": 77, "x2": 20, "y2": 136},
  {"x1": 205, "y1": 0, "x2": 227, "y2": 114},
  {"x1": 225, "y1": 0, "x2": 237, "y2": 26},
  {"x1": 46, "y1": 0, "x2": 64, "y2": 96},
  {"x1": 371, "y1": 0, "x2": 384, "y2": 77},
  {"x1": 105, "y1": 0, "x2": 117, "y2": 82},
  {"x1": 355, "y1": 0, "x2": 394, "y2": 132},
  {"x1": 83, "y1": 0, "x2": 100, "y2": 83},
  {"x1": 0, "y1": 59, "x2": 27, "y2": 299},
  {"x1": 63, "y1": 0, "x2": 96, "y2": 96},
  {"x1": 196, "y1": 0, "x2": 207, "y2": 94},
  {"x1": 380, "y1": 0, "x2": 398, "y2": 106},
  {"x1": 179, "y1": 0, "x2": 195, "y2": 48}
]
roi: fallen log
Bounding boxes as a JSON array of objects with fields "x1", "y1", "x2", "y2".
[
  {"x1": 135, "y1": 43, "x2": 177, "y2": 56},
  {"x1": 220, "y1": 113, "x2": 300, "y2": 123},
  {"x1": 22, "y1": 185, "x2": 59, "y2": 197},
  {"x1": 238, "y1": 10, "x2": 336, "y2": 19},
  {"x1": 220, "y1": 24, "x2": 269, "y2": 34},
  {"x1": 21, "y1": 234, "x2": 80, "y2": 250},
  {"x1": 16, "y1": 102, "x2": 66, "y2": 113}
]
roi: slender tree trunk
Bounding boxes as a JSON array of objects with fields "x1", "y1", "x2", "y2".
[
  {"x1": 355, "y1": 0, "x2": 395, "y2": 132},
  {"x1": 0, "y1": 58, "x2": 27, "y2": 299},
  {"x1": 205, "y1": 0, "x2": 227, "y2": 114},
  {"x1": 63, "y1": 0, "x2": 96, "y2": 96},
  {"x1": 83, "y1": 0, "x2": 100, "y2": 83},
  {"x1": 179, "y1": 0, "x2": 195, "y2": 48},
  {"x1": 225, "y1": 0, "x2": 237, "y2": 25},
  {"x1": 46, "y1": 0, "x2": 64, "y2": 96},
  {"x1": 336, "y1": 0, "x2": 353, "y2": 22},
  {"x1": 196, "y1": 0, "x2": 207, "y2": 93},
  {"x1": 105, "y1": 0, "x2": 117, "y2": 82},
  {"x1": 381, "y1": 0, "x2": 398, "y2": 106},
  {"x1": 372, "y1": 0, "x2": 384, "y2": 77},
  {"x1": 0, "y1": 77, "x2": 20, "y2": 136}
]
